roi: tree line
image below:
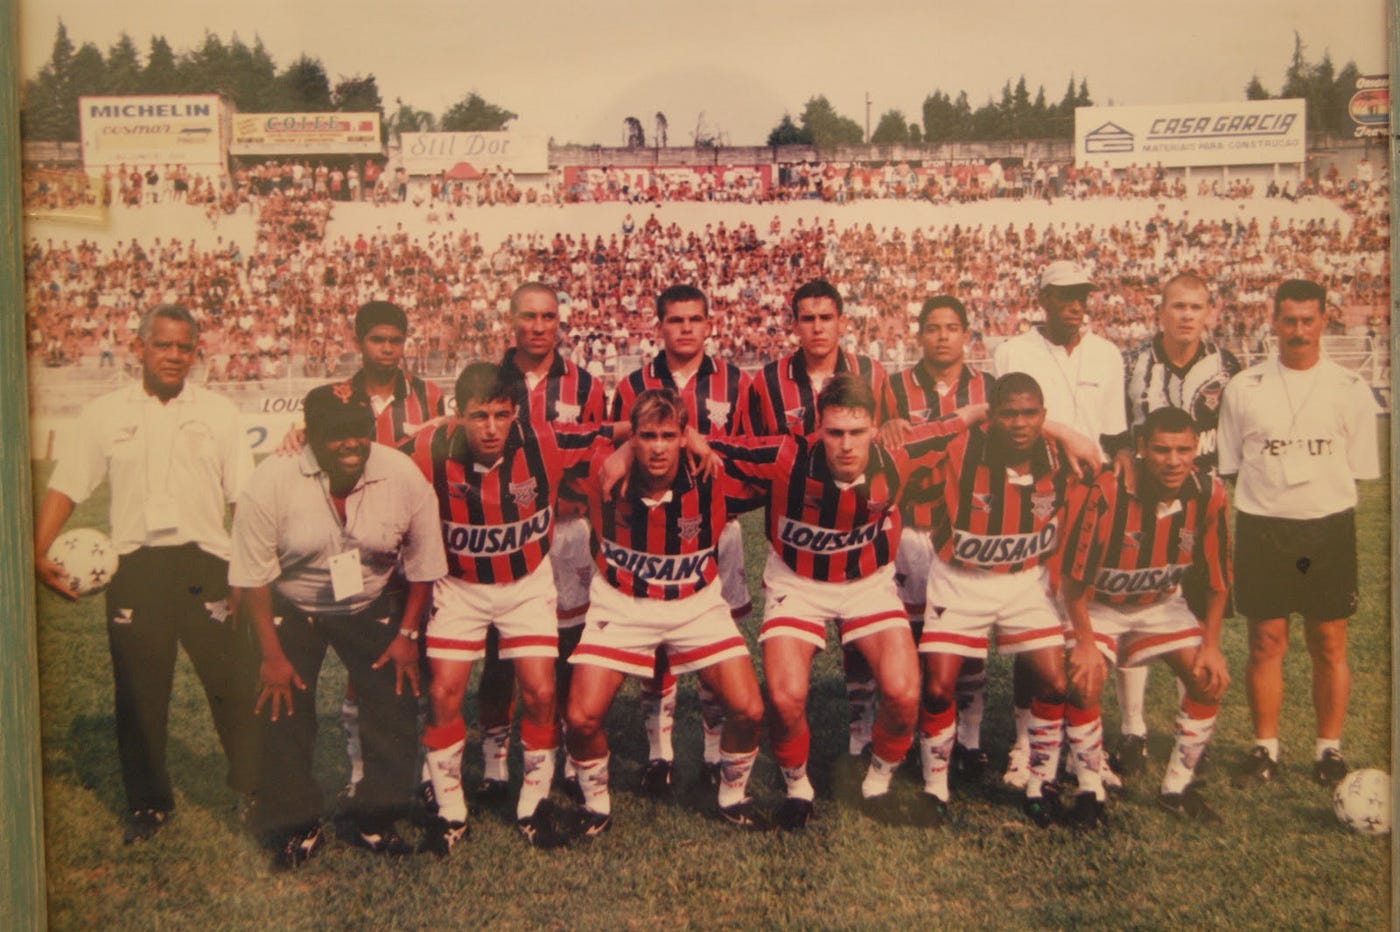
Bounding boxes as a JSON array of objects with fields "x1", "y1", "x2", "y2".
[{"x1": 20, "y1": 23, "x2": 516, "y2": 143}]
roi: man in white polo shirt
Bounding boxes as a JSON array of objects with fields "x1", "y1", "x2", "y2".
[
  {"x1": 1219, "y1": 278, "x2": 1380, "y2": 788},
  {"x1": 991, "y1": 260, "x2": 1125, "y2": 789}
]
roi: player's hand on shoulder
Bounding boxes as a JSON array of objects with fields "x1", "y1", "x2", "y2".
[
  {"x1": 1112, "y1": 448, "x2": 1137, "y2": 494},
  {"x1": 275, "y1": 423, "x2": 306, "y2": 457},
  {"x1": 878, "y1": 418, "x2": 911, "y2": 448}
]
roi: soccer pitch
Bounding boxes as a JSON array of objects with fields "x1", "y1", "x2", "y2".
[{"x1": 29, "y1": 441, "x2": 1391, "y2": 929}]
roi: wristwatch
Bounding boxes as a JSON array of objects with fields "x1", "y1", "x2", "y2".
[{"x1": 397, "y1": 627, "x2": 420, "y2": 641}]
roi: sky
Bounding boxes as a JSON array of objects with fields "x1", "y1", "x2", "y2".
[{"x1": 18, "y1": 0, "x2": 1391, "y2": 146}]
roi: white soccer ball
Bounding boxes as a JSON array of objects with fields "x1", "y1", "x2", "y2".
[
  {"x1": 46, "y1": 527, "x2": 119, "y2": 596},
  {"x1": 1333, "y1": 768, "x2": 1392, "y2": 836}
]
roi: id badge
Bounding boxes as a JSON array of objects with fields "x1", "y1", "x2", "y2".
[
  {"x1": 1281, "y1": 449, "x2": 1316, "y2": 486},
  {"x1": 144, "y1": 492, "x2": 179, "y2": 532},
  {"x1": 329, "y1": 549, "x2": 364, "y2": 602}
]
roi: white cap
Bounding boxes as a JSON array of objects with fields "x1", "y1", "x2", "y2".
[{"x1": 1039, "y1": 260, "x2": 1097, "y2": 290}]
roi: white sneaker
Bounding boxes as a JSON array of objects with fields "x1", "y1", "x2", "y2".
[{"x1": 1002, "y1": 743, "x2": 1030, "y2": 790}]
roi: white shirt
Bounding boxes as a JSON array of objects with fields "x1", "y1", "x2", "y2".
[
  {"x1": 992, "y1": 327, "x2": 1126, "y2": 451},
  {"x1": 48, "y1": 383, "x2": 252, "y2": 559},
  {"x1": 1218, "y1": 357, "x2": 1380, "y2": 519},
  {"x1": 229, "y1": 444, "x2": 447, "y2": 614}
]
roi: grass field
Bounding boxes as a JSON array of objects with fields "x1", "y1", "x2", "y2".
[{"x1": 31, "y1": 444, "x2": 1393, "y2": 930}]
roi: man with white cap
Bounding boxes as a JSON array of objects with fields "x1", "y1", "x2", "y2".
[{"x1": 990, "y1": 260, "x2": 1125, "y2": 790}]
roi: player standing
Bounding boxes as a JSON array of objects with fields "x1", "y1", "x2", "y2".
[
  {"x1": 742, "y1": 279, "x2": 889, "y2": 757},
  {"x1": 1061, "y1": 407, "x2": 1232, "y2": 826},
  {"x1": 1218, "y1": 279, "x2": 1380, "y2": 787},
  {"x1": 610, "y1": 284, "x2": 751, "y2": 793},
  {"x1": 881, "y1": 295, "x2": 992, "y2": 782}
]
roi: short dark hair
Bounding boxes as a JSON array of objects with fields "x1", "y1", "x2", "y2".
[
  {"x1": 989, "y1": 372, "x2": 1044, "y2": 410},
  {"x1": 1140, "y1": 405, "x2": 1198, "y2": 442},
  {"x1": 1272, "y1": 279, "x2": 1326, "y2": 317},
  {"x1": 354, "y1": 301, "x2": 408, "y2": 340},
  {"x1": 138, "y1": 304, "x2": 198, "y2": 342},
  {"x1": 1160, "y1": 272, "x2": 1210, "y2": 302},
  {"x1": 918, "y1": 295, "x2": 969, "y2": 330},
  {"x1": 509, "y1": 281, "x2": 557, "y2": 315},
  {"x1": 816, "y1": 371, "x2": 877, "y2": 418},
  {"x1": 630, "y1": 387, "x2": 689, "y2": 432},
  {"x1": 791, "y1": 279, "x2": 843, "y2": 318},
  {"x1": 655, "y1": 284, "x2": 708, "y2": 322},
  {"x1": 454, "y1": 361, "x2": 520, "y2": 411}
]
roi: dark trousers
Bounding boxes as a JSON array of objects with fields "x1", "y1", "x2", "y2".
[
  {"x1": 105, "y1": 544, "x2": 260, "y2": 811},
  {"x1": 256, "y1": 592, "x2": 418, "y2": 837}
]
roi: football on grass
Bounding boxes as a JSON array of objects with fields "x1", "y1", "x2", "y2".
[
  {"x1": 1333, "y1": 769, "x2": 1391, "y2": 836},
  {"x1": 46, "y1": 528, "x2": 119, "y2": 596}
]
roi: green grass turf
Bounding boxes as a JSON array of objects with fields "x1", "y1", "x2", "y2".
[{"x1": 31, "y1": 443, "x2": 1392, "y2": 929}]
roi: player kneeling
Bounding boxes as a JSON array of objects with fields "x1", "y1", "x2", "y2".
[
  {"x1": 565, "y1": 389, "x2": 767, "y2": 833},
  {"x1": 1061, "y1": 407, "x2": 1232, "y2": 827}
]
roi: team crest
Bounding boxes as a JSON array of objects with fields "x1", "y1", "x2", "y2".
[
  {"x1": 908, "y1": 408, "x2": 931, "y2": 425},
  {"x1": 784, "y1": 406, "x2": 806, "y2": 430},
  {"x1": 1124, "y1": 530, "x2": 1142, "y2": 549},
  {"x1": 704, "y1": 398, "x2": 732, "y2": 428},
  {"x1": 1178, "y1": 528, "x2": 1196, "y2": 554},
  {"x1": 509, "y1": 477, "x2": 539, "y2": 507},
  {"x1": 1030, "y1": 492, "x2": 1056, "y2": 521},
  {"x1": 555, "y1": 401, "x2": 581, "y2": 424},
  {"x1": 677, "y1": 515, "x2": 704, "y2": 541},
  {"x1": 971, "y1": 492, "x2": 992, "y2": 512},
  {"x1": 447, "y1": 481, "x2": 471, "y2": 499}
]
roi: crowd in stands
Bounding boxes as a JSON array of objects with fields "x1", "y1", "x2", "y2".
[{"x1": 23, "y1": 154, "x2": 1388, "y2": 391}]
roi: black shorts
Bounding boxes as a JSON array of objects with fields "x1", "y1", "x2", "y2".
[{"x1": 1234, "y1": 509, "x2": 1358, "y2": 622}]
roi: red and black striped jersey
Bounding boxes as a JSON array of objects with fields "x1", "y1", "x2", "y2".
[
  {"x1": 610, "y1": 353, "x2": 749, "y2": 437},
  {"x1": 583, "y1": 454, "x2": 733, "y2": 600},
  {"x1": 1063, "y1": 468, "x2": 1231, "y2": 607},
  {"x1": 713, "y1": 418, "x2": 963, "y2": 582},
  {"x1": 884, "y1": 363, "x2": 990, "y2": 527},
  {"x1": 927, "y1": 428, "x2": 1086, "y2": 575},
  {"x1": 742, "y1": 351, "x2": 887, "y2": 437},
  {"x1": 409, "y1": 419, "x2": 607, "y2": 584},
  {"x1": 499, "y1": 347, "x2": 605, "y2": 430},
  {"x1": 346, "y1": 369, "x2": 445, "y2": 450}
]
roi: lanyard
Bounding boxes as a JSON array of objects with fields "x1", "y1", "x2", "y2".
[{"x1": 1275, "y1": 359, "x2": 1319, "y2": 439}]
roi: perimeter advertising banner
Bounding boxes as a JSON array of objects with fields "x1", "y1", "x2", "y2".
[
  {"x1": 400, "y1": 131, "x2": 550, "y2": 176},
  {"x1": 229, "y1": 112, "x2": 383, "y2": 156},
  {"x1": 79, "y1": 95, "x2": 225, "y2": 169},
  {"x1": 1074, "y1": 99, "x2": 1306, "y2": 168}
]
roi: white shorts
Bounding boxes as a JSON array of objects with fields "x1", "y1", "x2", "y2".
[
  {"x1": 551, "y1": 515, "x2": 594, "y2": 625},
  {"x1": 570, "y1": 576, "x2": 751, "y2": 679},
  {"x1": 426, "y1": 557, "x2": 558, "y2": 662},
  {"x1": 919, "y1": 558, "x2": 1063, "y2": 659},
  {"x1": 1068, "y1": 596, "x2": 1204, "y2": 668},
  {"x1": 894, "y1": 526, "x2": 933, "y2": 620},
  {"x1": 718, "y1": 518, "x2": 752, "y2": 618},
  {"x1": 758, "y1": 551, "x2": 906, "y2": 651}
]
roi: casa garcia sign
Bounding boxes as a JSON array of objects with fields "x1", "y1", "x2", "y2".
[{"x1": 1075, "y1": 99, "x2": 1305, "y2": 169}]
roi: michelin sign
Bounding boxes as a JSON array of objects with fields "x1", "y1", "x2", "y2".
[{"x1": 1075, "y1": 99, "x2": 1305, "y2": 169}]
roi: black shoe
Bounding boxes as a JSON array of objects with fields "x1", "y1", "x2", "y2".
[
  {"x1": 418, "y1": 779, "x2": 437, "y2": 815},
  {"x1": 952, "y1": 744, "x2": 989, "y2": 783},
  {"x1": 917, "y1": 792, "x2": 950, "y2": 826},
  {"x1": 1067, "y1": 791, "x2": 1108, "y2": 833},
  {"x1": 1108, "y1": 734, "x2": 1149, "y2": 779},
  {"x1": 271, "y1": 823, "x2": 324, "y2": 871},
  {"x1": 719, "y1": 798, "x2": 769, "y2": 830},
  {"x1": 1314, "y1": 748, "x2": 1349, "y2": 787},
  {"x1": 472, "y1": 778, "x2": 511, "y2": 810},
  {"x1": 123, "y1": 807, "x2": 170, "y2": 845},
  {"x1": 567, "y1": 808, "x2": 612, "y2": 839},
  {"x1": 420, "y1": 817, "x2": 469, "y2": 858},
  {"x1": 774, "y1": 797, "x2": 815, "y2": 831},
  {"x1": 517, "y1": 799, "x2": 570, "y2": 849},
  {"x1": 339, "y1": 820, "x2": 414, "y2": 857},
  {"x1": 1231, "y1": 746, "x2": 1278, "y2": 788},
  {"x1": 639, "y1": 758, "x2": 674, "y2": 798},
  {"x1": 1158, "y1": 785, "x2": 1222, "y2": 824},
  {"x1": 1022, "y1": 785, "x2": 1062, "y2": 829}
]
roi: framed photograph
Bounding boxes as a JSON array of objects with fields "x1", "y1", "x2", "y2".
[{"x1": 5, "y1": 2, "x2": 1392, "y2": 927}]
